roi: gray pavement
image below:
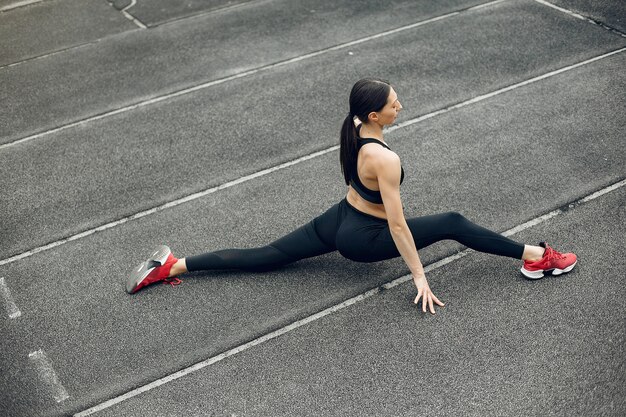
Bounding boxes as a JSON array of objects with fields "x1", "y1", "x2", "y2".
[
  {"x1": 1, "y1": 0, "x2": 625, "y2": 416},
  {"x1": 109, "y1": 0, "x2": 253, "y2": 27},
  {"x1": 551, "y1": 0, "x2": 626, "y2": 32},
  {"x1": 0, "y1": 0, "x2": 136, "y2": 66}
]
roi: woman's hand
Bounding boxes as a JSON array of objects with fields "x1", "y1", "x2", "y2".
[{"x1": 413, "y1": 274, "x2": 445, "y2": 314}]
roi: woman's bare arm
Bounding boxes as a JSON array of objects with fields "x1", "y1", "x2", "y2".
[{"x1": 376, "y1": 152, "x2": 445, "y2": 314}]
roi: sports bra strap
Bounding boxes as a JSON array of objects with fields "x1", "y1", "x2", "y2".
[{"x1": 357, "y1": 137, "x2": 391, "y2": 150}]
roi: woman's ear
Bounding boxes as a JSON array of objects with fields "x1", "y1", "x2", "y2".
[{"x1": 367, "y1": 111, "x2": 379, "y2": 123}]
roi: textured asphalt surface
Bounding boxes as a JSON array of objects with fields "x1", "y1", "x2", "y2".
[{"x1": 1, "y1": 0, "x2": 625, "y2": 416}]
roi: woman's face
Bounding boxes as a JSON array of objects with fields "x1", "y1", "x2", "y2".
[{"x1": 371, "y1": 87, "x2": 403, "y2": 126}]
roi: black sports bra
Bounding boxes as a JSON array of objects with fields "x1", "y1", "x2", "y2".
[{"x1": 349, "y1": 137, "x2": 405, "y2": 204}]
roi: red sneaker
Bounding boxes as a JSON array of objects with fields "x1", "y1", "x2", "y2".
[
  {"x1": 127, "y1": 245, "x2": 179, "y2": 293},
  {"x1": 521, "y1": 242, "x2": 577, "y2": 279}
]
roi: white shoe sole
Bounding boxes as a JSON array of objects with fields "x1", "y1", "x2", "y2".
[
  {"x1": 520, "y1": 260, "x2": 577, "y2": 280},
  {"x1": 126, "y1": 245, "x2": 172, "y2": 293}
]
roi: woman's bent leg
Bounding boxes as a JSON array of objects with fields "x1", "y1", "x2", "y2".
[
  {"x1": 185, "y1": 204, "x2": 342, "y2": 272},
  {"x1": 407, "y1": 211, "x2": 525, "y2": 259}
]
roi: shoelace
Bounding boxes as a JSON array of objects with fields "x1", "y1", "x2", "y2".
[
  {"x1": 163, "y1": 277, "x2": 183, "y2": 287},
  {"x1": 544, "y1": 247, "x2": 565, "y2": 261}
]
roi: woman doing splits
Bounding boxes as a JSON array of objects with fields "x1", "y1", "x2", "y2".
[{"x1": 127, "y1": 78, "x2": 577, "y2": 314}]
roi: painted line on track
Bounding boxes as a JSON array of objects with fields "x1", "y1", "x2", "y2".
[
  {"x1": 533, "y1": 0, "x2": 585, "y2": 20},
  {"x1": 74, "y1": 177, "x2": 626, "y2": 416},
  {"x1": 119, "y1": 0, "x2": 147, "y2": 29},
  {"x1": 0, "y1": 146, "x2": 338, "y2": 267},
  {"x1": 0, "y1": 0, "x2": 261, "y2": 68},
  {"x1": 580, "y1": 180, "x2": 626, "y2": 203},
  {"x1": 0, "y1": 0, "x2": 506, "y2": 150},
  {"x1": 0, "y1": 277, "x2": 21, "y2": 319},
  {"x1": 152, "y1": 0, "x2": 266, "y2": 28},
  {"x1": 533, "y1": 0, "x2": 626, "y2": 38},
  {"x1": 0, "y1": 0, "x2": 45, "y2": 12},
  {"x1": 0, "y1": 41, "x2": 101, "y2": 70},
  {"x1": 1, "y1": 46, "x2": 624, "y2": 269},
  {"x1": 29, "y1": 349, "x2": 70, "y2": 403},
  {"x1": 386, "y1": 47, "x2": 626, "y2": 132}
]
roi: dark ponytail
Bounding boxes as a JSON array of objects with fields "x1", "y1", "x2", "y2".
[
  {"x1": 339, "y1": 78, "x2": 391, "y2": 185},
  {"x1": 340, "y1": 114, "x2": 358, "y2": 185}
]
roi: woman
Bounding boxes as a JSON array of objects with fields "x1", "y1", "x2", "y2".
[{"x1": 127, "y1": 78, "x2": 577, "y2": 314}]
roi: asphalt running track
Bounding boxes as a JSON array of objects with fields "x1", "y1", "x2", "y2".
[{"x1": 0, "y1": 0, "x2": 624, "y2": 416}]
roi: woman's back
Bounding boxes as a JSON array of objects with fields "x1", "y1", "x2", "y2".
[{"x1": 346, "y1": 137, "x2": 404, "y2": 219}]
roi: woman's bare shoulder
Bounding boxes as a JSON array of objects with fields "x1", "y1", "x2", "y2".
[{"x1": 362, "y1": 146, "x2": 400, "y2": 178}]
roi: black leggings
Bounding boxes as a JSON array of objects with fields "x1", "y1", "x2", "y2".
[{"x1": 186, "y1": 199, "x2": 524, "y2": 272}]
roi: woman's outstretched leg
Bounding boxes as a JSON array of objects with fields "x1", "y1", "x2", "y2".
[
  {"x1": 182, "y1": 230, "x2": 330, "y2": 273},
  {"x1": 406, "y1": 211, "x2": 525, "y2": 258},
  {"x1": 184, "y1": 202, "x2": 342, "y2": 273},
  {"x1": 169, "y1": 245, "x2": 296, "y2": 277},
  {"x1": 406, "y1": 211, "x2": 576, "y2": 278},
  {"x1": 128, "y1": 203, "x2": 344, "y2": 293}
]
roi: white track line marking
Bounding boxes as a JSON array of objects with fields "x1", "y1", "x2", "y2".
[
  {"x1": 467, "y1": 0, "x2": 507, "y2": 11},
  {"x1": 28, "y1": 349, "x2": 70, "y2": 403},
  {"x1": 502, "y1": 210, "x2": 561, "y2": 237},
  {"x1": 0, "y1": 0, "x2": 505, "y2": 151},
  {"x1": 155, "y1": 0, "x2": 267, "y2": 27},
  {"x1": 1, "y1": 47, "x2": 624, "y2": 268},
  {"x1": 0, "y1": 146, "x2": 338, "y2": 268},
  {"x1": 0, "y1": 0, "x2": 44, "y2": 12},
  {"x1": 74, "y1": 178, "x2": 625, "y2": 417},
  {"x1": 0, "y1": 41, "x2": 99, "y2": 70},
  {"x1": 534, "y1": 0, "x2": 626, "y2": 38},
  {"x1": 0, "y1": 277, "x2": 21, "y2": 319},
  {"x1": 580, "y1": 178, "x2": 626, "y2": 203},
  {"x1": 120, "y1": 0, "x2": 147, "y2": 29},
  {"x1": 533, "y1": 0, "x2": 585, "y2": 20},
  {"x1": 0, "y1": 0, "x2": 258, "y2": 69},
  {"x1": 387, "y1": 47, "x2": 626, "y2": 133}
]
